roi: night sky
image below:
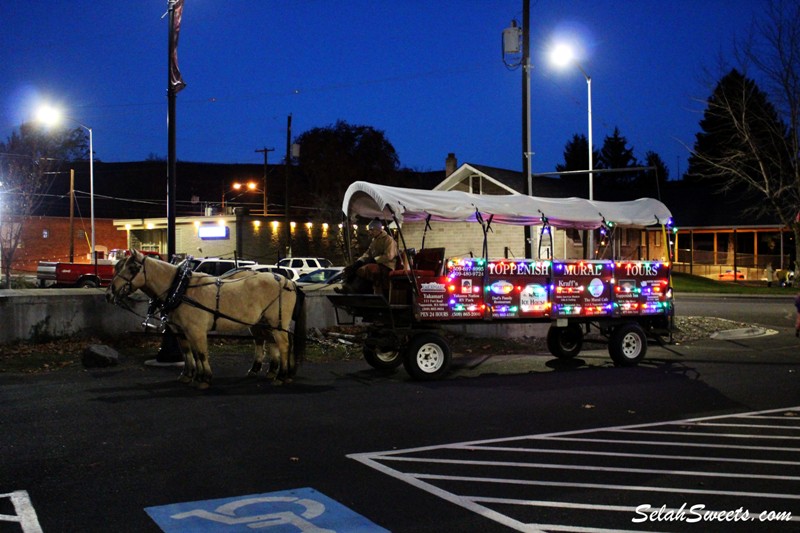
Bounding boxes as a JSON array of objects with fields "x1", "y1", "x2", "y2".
[{"x1": 1, "y1": 1, "x2": 764, "y2": 180}]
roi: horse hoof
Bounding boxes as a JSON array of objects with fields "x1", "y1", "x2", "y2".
[
  {"x1": 178, "y1": 375, "x2": 192, "y2": 384},
  {"x1": 265, "y1": 371, "x2": 278, "y2": 380},
  {"x1": 196, "y1": 381, "x2": 211, "y2": 390}
]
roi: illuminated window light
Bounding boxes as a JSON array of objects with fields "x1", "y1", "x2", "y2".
[
  {"x1": 322, "y1": 223, "x2": 329, "y2": 230},
  {"x1": 305, "y1": 222, "x2": 313, "y2": 229},
  {"x1": 253, "y1": 220, "x2": 261, "y2": 228},
  {"x1": 271, "y1": 221, "x2": 280, "y2": 229},
  {"x1": 290, "y1": 221, "x2": 297, "y2": 229}
]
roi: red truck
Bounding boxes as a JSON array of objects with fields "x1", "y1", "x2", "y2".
[{"x1": 36, "y1": 250, "x2": 162, "y2": 288}]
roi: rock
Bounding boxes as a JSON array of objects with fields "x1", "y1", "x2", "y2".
[{"x1": 81, "y1": 344, "x2": 120, "y2": 368}]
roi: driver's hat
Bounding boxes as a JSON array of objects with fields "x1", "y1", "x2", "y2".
[{"x1": 368, "y1": 219, "x2": 383, "y2": 231}]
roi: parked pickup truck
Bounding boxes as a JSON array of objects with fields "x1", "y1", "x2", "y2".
[{"x1": 37, "y1": 250, "x2": 163, "y2": 288}]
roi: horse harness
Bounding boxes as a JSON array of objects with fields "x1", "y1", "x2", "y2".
[{"x1": 142, "y1": 261, "x2": 299, "y2": 333}]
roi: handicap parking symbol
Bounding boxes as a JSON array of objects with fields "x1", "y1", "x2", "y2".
[{"x1": 145, "y1": 487, "x2": 388, "y2": 532}]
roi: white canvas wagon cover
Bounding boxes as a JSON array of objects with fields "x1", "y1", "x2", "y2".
[{"x1": 343, "y1": 181, "x2": 673, "y2": 230}]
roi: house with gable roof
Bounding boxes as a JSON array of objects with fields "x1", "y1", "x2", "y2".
[{"x1": 397, "y1": 154, "x2": 669, "y2": 263}]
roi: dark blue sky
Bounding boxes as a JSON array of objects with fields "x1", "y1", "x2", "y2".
[{"x1": 1, "y1": 1, "x2": 763, "y2": 180}]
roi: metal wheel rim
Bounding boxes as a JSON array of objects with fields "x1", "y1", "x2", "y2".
[
  {"x1": 415, "y1": 343, "x2": 444, "y2": 373},
  {"x1": 374, "y1": 349, "x2": 399, "y2": 363},
  {"x1": 620, "y1": 332, "x2": 643, "y2": 359},
  {"x1": 561, "y1": 335, "x2": 580, "y2": 351}
]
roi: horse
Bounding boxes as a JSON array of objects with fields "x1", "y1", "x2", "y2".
[{"x1": 106, "y1": 250, "x2": 306, "y2": 389}]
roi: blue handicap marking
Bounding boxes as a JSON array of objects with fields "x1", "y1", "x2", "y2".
[{"x1": 145, "y1": 487, "x2": 388, "y2": 532}]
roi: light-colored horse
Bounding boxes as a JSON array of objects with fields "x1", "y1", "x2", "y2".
[{"x1": 106, "y1": 250, "x2": 306, "y2": 389}]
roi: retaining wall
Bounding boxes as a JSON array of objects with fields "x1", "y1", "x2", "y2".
[{"x1": 0, "y1": 289, "x2": 546, "y2": 344}]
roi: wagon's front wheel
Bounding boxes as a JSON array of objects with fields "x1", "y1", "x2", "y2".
[
  {"x1": 546, "y1": 323, "x2": 583, "y2": 359},
  {"x1": 403, "y1": 333, "x2": 451, "y2": 381},
  {"x1": 609, "y1": 323, "x2": 647, "y2": 366},
  {"x1": 363, "y1": 345, "x2": 403, "y2": 370}
]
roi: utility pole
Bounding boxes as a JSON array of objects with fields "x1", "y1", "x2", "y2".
[
  {"x1": 522, "y1": 0, "x2": 533, "y2": 258},
  {"x1": 254, "y1": 146, "x2": 274, "y2": 215},
  {"x1": 69, "y1": 169, "x2": 75, "y2": 262},
  {"x1": 284, "y1": 114, "x2": 292, "y2": 258}
]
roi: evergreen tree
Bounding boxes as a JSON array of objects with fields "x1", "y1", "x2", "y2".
[
  {"x1": 556, "y1": 134, "x2": 599, "y2": 198},
  {"x1": 686, "y1": 69, "x2": 792, "y2": 212},
  {"x1": 642, "y1": 151, "x2": 669, "y2": 199},
  {"x1": 597, "y1": 127, "x2": 638, "y2": 189}
]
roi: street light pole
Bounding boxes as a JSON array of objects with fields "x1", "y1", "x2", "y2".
[
  {"x1": 550, "y1": 44, "x2": 594, "y2": 256},
  {"x1": 576, "y1": 63, "x2": 593, "y2": 256},
  {"x1": 34, "y1": 105, "x2": 95, "y2": 266},
  {"x1": 573, "y1": 63, "x2": 593, "y2": 202}
]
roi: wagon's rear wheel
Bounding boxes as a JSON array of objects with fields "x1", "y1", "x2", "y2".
[
  {"x1": 363, "y1": 346, "x2": 403, "y2": 370},
  {"x1": 403, "y1": 332, "x2": 451, "y2": 381},
  {"x1": 546, "y1": 324, "x2": 583, "y2": 359},
  {"x1": 609, "y1": 323, "x2": 647, "y2": 366}
]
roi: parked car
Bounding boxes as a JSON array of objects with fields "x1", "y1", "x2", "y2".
[
  {"x1": 276, "y1": 257, "x2": 333, "y2": 275},
  {"x1": 186, "y1": 257, "x2": 256, "y2": 276},
  {"x1": 243, "y1": 264, "x2": 301, "y2": 281},
  {"x1": 718, "y1": 270, "x2": 745, "y2": 280},
  {"x1": 295, "y1": 267, "x2": 345, "y2": 288}
]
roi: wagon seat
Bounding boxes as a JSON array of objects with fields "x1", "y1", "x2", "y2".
[{"x1": 388, "y1": 247, "x2": 446, "y2": 304}]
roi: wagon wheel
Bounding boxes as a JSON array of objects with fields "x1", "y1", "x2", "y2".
[
  {"x1": 363, "y1": 345, "x2": 403, "y2": 370},
  {"x1": 546, "y1": 324, "x2": 583, "y2": 359},
  {"x1": 609, "y1": 323, "x2": 647, "y2": 366},
  {"x1": 403, "y1": 332, "x2": 451, "y2": 381}
]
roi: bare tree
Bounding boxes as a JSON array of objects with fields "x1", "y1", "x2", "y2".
[
  {"x1": 688, "y1": 0, "x2": 800, "y2": 279},
  {"x1": 0, "y1": 122, "x2": 87, "y2": 287}
]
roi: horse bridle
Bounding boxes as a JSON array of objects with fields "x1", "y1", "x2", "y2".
[{"x1": 111, "y1": 254, "x2": 147, "y2": 300}]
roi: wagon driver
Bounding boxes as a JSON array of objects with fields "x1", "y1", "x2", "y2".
[{"x1": 342, "y1": 219, "x2": 398, "y2": 296}]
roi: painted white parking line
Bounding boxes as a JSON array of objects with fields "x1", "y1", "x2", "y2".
[
  {"x1": 0, "y1": 491, "x2": 43, "y2": 533},
  {"x1": 349, "y1": 406, "x2": 800, "y2": 532}
]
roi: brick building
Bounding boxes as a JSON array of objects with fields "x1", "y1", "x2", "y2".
[{"x1": 6, "y1": 216, "x2": 127, "y2": 274}]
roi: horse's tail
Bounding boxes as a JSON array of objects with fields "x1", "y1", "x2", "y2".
[{"x1": 291, "y1": 285, "x2": 307, "y2": 366}]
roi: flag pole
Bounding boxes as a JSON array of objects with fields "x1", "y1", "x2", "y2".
[
  {"x1": 166, "y1": 0, "x2": 179, "y2": 261},
  {"x1": 153, "y1": 0, "x2": 185, "y2": 367}
]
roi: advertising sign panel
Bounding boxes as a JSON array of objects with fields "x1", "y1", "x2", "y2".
[
  {"x1": 552, "y1": 260, "x2": 614, "y2": 317},
  {"x1": 614, "y1": 261, "x2": 671, "y2": 315}
]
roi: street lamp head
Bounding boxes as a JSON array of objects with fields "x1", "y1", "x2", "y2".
[
  {"x1": 232, "y1": 181, "x2": 259, "y2": 192},
  {"x1": 550, "y1": 44, "x2": 575, "y2": 68},
  {"x1": 35, "y1": 104, "x2": 63, "y2": 128}
]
